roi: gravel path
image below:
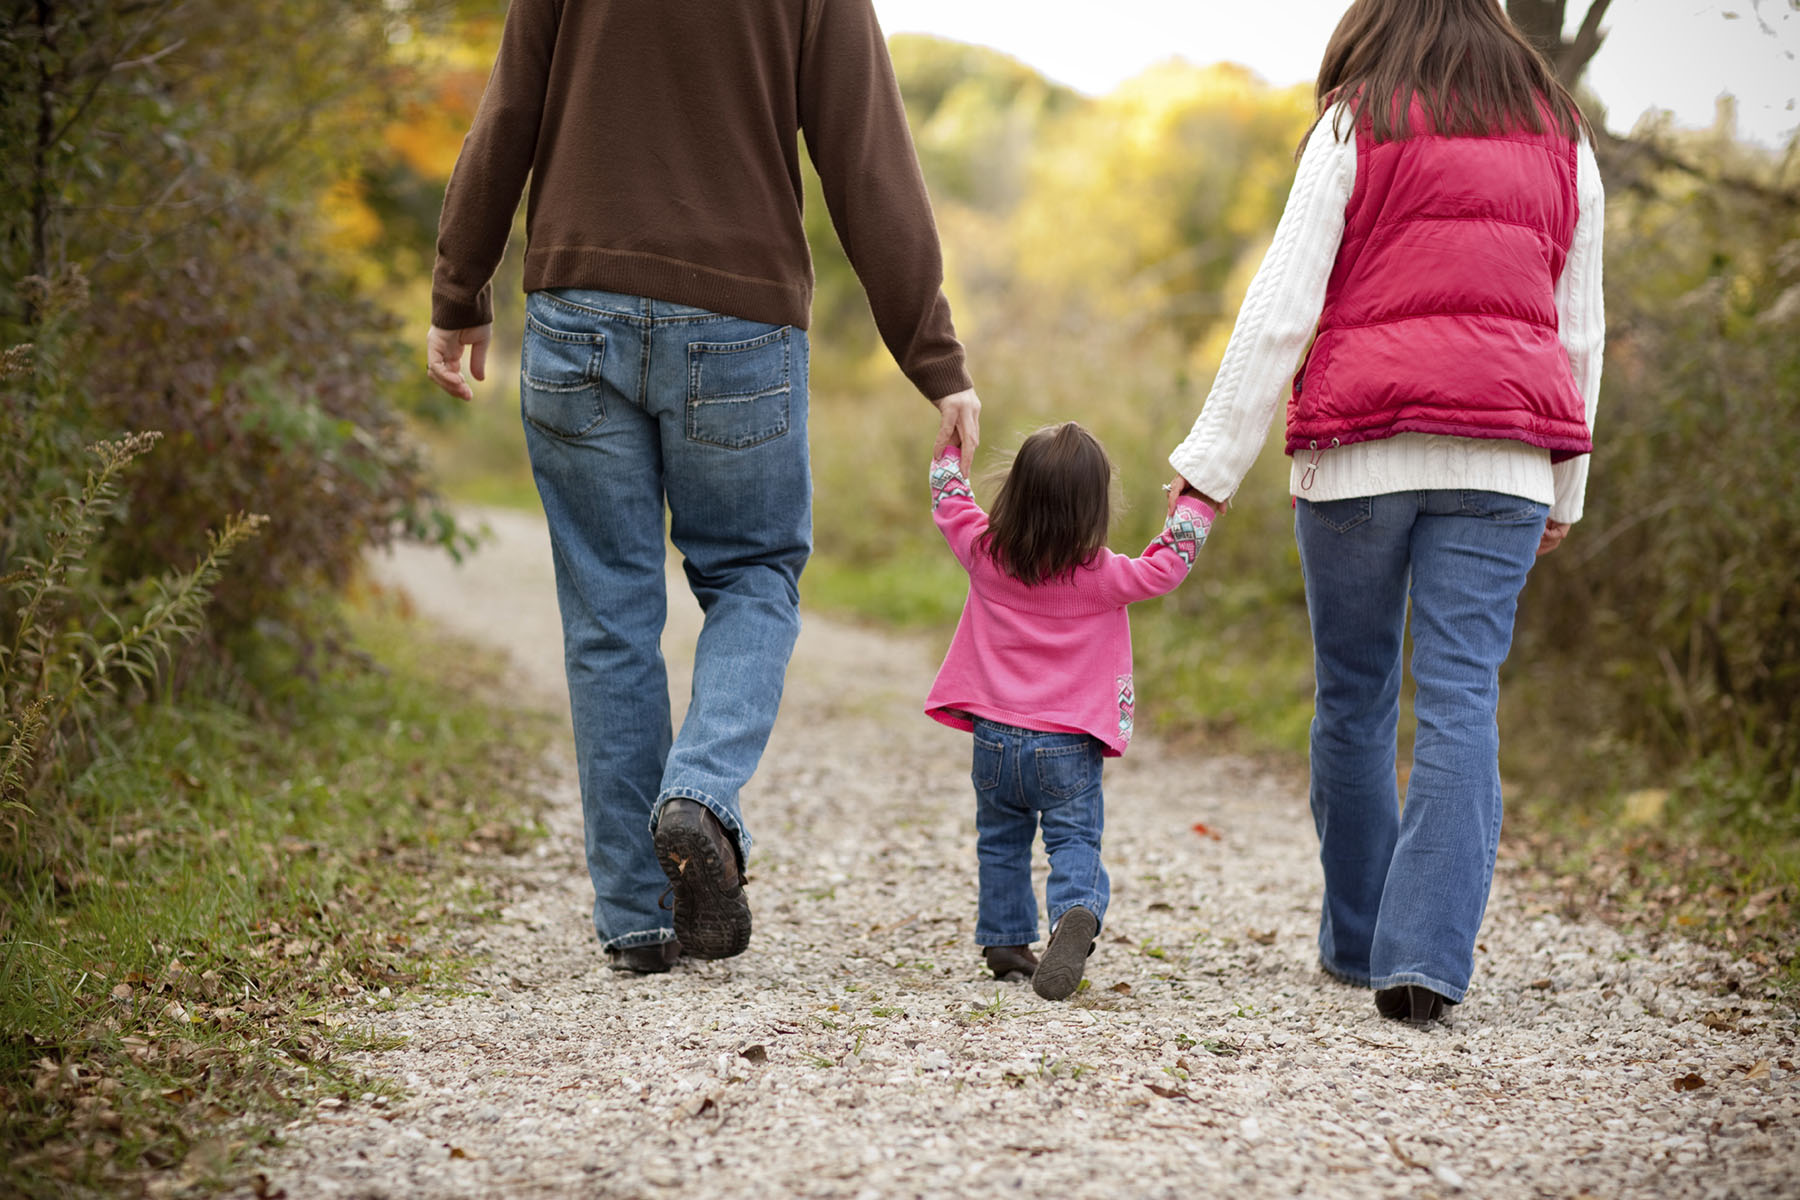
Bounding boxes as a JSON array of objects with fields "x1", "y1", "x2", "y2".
[{"x1": 258, "y1": 509, "x2": 1798, "y2": 1199}]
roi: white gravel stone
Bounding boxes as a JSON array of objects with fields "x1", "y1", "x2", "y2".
[{"x1": 246, "y1": 510, "x2": 1800, "y2": 1199}]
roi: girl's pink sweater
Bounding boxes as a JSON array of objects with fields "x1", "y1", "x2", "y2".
[{"x1": 923, "y1": 447, "x2": 1213, "y2": 756}]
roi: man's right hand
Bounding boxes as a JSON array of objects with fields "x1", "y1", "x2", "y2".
[
  {"x1": 932, "y1": 388, "x2": 980, "y2": 462},
  {"x1": 427, "y1": 323, "x2": 493, "y2": 402}
]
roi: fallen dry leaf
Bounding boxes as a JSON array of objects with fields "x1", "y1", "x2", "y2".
[{"x1": 1671, "y1": 1073, "x2": 1706, "y2": 1092}]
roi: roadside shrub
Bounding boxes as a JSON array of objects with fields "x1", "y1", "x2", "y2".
[
  {"x1": 1509, "y1": 137, "x2": 1800, "y2": 824},
  {"x1": 1, "y1": 313, "x2": 265, "y2": 855}
]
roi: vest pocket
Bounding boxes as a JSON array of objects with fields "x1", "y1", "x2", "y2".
[
  {"x1": 521, "y1": 314, "x2": 606, "y2": 439},
  {"x1": 687, "y1": 327, "x2": 792, "y2": 449}
]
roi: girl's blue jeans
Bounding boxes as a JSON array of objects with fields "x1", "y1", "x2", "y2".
[
  {"x1": 969, "y1": 718, "x2": 1110, "y2": 947},
  {"x1": 520, "y1": 288, "x2": 811, "y2": 952},
  {"x1": 1295, "y1": 489, "x2": 1547, "y2": 1002}
]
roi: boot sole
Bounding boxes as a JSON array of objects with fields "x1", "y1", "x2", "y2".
[
  {"x1": 1032, "y1": 908, "x2": 1098, "y2": 1001},
  {"x1": 654, "y1": 813, "x2": 751, "y2": 960}
]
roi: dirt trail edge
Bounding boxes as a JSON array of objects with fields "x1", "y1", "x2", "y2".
[{"x1": 259, "y1": 508, "x2": 1797, "y2": 1199}]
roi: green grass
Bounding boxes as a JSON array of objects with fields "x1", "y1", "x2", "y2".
[{"x1": 0, "y1": 598, "x2": 555, "y2": 1197}]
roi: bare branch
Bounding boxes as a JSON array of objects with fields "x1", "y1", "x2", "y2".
[{"x1": 1556, "y1": 0, "x2": 1614, "y2": 86}]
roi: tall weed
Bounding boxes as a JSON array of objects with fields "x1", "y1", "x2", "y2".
[{"x1": 1, "y1": 324, "x2": 265, "y2": 850}]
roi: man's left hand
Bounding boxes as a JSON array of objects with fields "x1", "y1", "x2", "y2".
[
  {"x1": 427, "y1": 323, "x2": 493, "y2": 402},
  {"x1": 932, "y1": 388, "x2": 981, "y2": 462}
]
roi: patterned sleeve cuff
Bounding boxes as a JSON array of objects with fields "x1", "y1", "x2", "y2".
[
  {"x1": 1159, "y1": 502, "x2": 1213, "y2": 566},
  {"x1": 930, "y1": 454, "x2": 972, "y2": 511}
]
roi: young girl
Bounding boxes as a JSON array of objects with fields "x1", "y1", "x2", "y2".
[
  {"x1": 926, "y1": 424, "x2": 1214, "y2": 1000},
  {"x1": 1166, "y1": 0, "x2": 1604, "y2": 1023}
]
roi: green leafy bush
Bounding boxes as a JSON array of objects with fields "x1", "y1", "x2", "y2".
[
  {"x1": 1510, "y1": 134, "x2": 1800, "y2": 826},
  {"x1": 1, "y1": 321, "x2": 266, "y2": 850}
]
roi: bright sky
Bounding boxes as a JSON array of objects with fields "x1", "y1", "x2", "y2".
[{"x1": 870, "y1": 0, "x2": 1800, "y2": 147}]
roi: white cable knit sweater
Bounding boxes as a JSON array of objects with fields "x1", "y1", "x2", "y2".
[{"x1": 1169, "y1": 103, "x2": 1605, "y2": 525}]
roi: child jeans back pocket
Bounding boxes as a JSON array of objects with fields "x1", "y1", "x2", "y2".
[
  {"x1": 521, "y1": 313, "x2": 606, "y2": 439},
  {"x1": 1034, "y1": 742, "x2": 1096, "y2": 803},
  {"x1": 687, "y1": 327, "x2": 791, "y2": 449},
  {"x1": 972, "y1": 734, "x2": 1005, "y2": 793}
]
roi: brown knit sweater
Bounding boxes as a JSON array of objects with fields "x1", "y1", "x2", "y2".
[{"x1": 432, "y1": 0, "x2": 971, "y2": 401}]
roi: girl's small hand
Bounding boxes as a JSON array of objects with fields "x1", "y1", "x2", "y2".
[{"x1": 1165, "y1": 473, "x2": 1224, "y2": 518}]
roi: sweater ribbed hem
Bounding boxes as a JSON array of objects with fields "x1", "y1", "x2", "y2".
[
  {"x1": 1289, "y1": 433, "x2": 1556, "y2": 506},
  {"x1": 520, "y1": 247, "x2": 972, "y2": 401},
  {"x1": 523, "y1": 246, "x2": 814, "y2": 332}
]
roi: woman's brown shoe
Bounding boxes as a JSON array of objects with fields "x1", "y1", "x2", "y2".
[
  {"x1": 983, "y1": 944, "x2": 1039, "y2": 982},
  {"x1": 609, "y1": 940, "x2": 682, "y2": 974},
  {"x1": 1374, "y1": 984, "x2": 1451, "y2": 1024}
]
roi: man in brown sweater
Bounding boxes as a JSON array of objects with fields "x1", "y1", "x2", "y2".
[{"x1": 425, "y1": 0, "x2": 979, "y2": 974}]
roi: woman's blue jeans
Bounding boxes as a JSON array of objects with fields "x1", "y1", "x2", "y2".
[
  {"x1": 1294, "y1": 489, "x2": 1547, "y2": 1002},
  {"x1": 519, "y1": 288, "x2": 810, "y2": 952},
  {"x1": 969, "y1": 719, "x2": 1110, "y2": 947}
]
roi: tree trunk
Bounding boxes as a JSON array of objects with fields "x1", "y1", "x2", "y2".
[
  {"x1": 27, "y1": 0, "x2": 55, "y2": 326},
  {"x1": 1507, "y1": 0, "x2": 1614, "y2": 89}
]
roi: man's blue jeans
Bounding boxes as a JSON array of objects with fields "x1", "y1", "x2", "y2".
[
  {"x1": 1294, "y1": 489, "x2": 1547, "y2": 1002},
  {"x1": 519, "y1": 288, "x2": 810, "y2": 951},
  {"x1": 969, "y1": 718, "x2": 1110, "y2": 948}
]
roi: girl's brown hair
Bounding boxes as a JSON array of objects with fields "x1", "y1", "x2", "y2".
[
  {"x1": 1304, "y1": 0, "x2": 1592, "y2": 153},
  {"x1": 980, "y1": 423, "x2": 1112, "y2": 587}
]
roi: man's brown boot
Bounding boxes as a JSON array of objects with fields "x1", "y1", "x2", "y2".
[{"x1": 653, "y1": 798, "x2": 752, "y2": 959}]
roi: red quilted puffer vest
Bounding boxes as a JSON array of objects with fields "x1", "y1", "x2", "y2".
[{"x1": 1287, "y1": 100, "x2": 1591, "y2": 462}]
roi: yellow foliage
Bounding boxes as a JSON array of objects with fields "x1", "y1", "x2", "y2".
[
  {"x1": 318, "y1": 177, "x2": 383, "y2": 256},
  {"x1": 1011, "y1": 61, "x2": 1311, "y2": 340}
]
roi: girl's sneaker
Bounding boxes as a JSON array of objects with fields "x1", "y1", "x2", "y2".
[
  {"x1": 1032, "y1": 907, "x2": 1098, "y2": 1000},
  {"x1": 983, "y1": 944, "x2": 1039, "y2": 982}
]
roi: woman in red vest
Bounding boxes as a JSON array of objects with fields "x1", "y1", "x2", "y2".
[{"x1": 1166, "y1": 0, "x2": 1603, "y2": 1024}]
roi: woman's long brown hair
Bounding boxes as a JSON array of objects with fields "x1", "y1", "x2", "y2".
[
  {"x1": 1305, "y1": 0, "x2": 1592, "y2": 151},
  {"x1": 981, "y1": 423, "x2": 1112, "y2": 587}
]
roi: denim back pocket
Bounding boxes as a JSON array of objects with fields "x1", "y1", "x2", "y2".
[
  {"x1": 971, "y1": 733, "x2": 1005, "y2": 793},
  {"x1": 1305, "y1": 495, "x2": 1373, "y2": 534},
  {"x1": 521, "y1": 312, "x2": 606, "y2": 439},
  {"x1": 687, "y1": 327, "x2": 791, "y2": 449},
  {"x1": 1034, "y1": 742, "x2": 1095, "y2": 802},
  {"x1": 1459, "y1": 490, "x2": 1547, "y2": 524}
]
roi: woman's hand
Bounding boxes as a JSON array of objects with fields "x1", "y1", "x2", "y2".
[
  {"x1": 427, "y1": 323, "x2": 493, "y2": 402},
  {"x1": 1536, "y1": 519, "x2": 1571, "y2": 557},
  {"x1": 1165, "y1": 471, "x2": 1224, "y2": 518},
  {"x1": 932, "y1": 388, "x2": 981, "y2": 462}
]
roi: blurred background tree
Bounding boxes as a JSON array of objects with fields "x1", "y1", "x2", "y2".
[
  {"x1": 5, "y1": 0, "x2": 1792, "y2": 891},
  {"x1": 0, "y1": 0, "x2": 485, "y2": 815}
]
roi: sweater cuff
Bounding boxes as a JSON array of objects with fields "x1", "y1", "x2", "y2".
[
  {"x1": 431, "y1": 283, "x2": 494, "y2": 331},
  {"x1": 910, "y1": 357, "x2": 974, "y2": 404}
]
